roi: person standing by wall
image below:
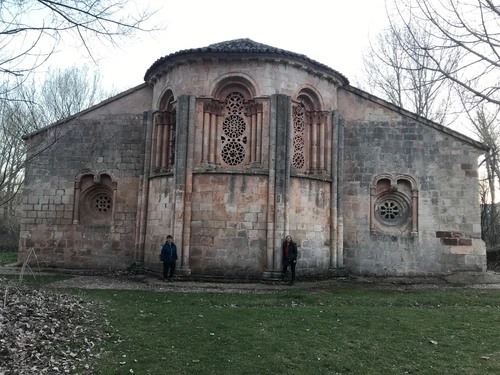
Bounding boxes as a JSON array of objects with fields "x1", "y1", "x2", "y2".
[
  {"x1": 282, "y1": 235, "x2": 298, "y2": 285},
  {"x1": 160, "y1": 235, "x2": 178, "y2": 281}
]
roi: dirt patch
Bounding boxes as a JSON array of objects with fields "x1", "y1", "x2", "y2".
[{"x1": 4, "y1": 265, "x2": 500, "y2": 292}]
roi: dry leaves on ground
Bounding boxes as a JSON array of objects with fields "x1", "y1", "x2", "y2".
[{"x1": 0, "y1": 278, "x2": 107, "y2": 374}]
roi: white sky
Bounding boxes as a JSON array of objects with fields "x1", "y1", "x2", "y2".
[
  {"x1": 39, "y1": 0, "x2": 482, "y2": 139},
  {"x1": 49, "y1": 0, "x2": 390, "y2": 93}
]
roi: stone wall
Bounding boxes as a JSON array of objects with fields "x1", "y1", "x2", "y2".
[
  {"x1": 151, "y1": 61, "x2": 338, "y2": 111},
  {"x1": 288, "y1": 178, "x2": 331, "y2": 275},
  {"x1": 18, "y1": 51, "x2": 487, "y2": 278},
  {"x1": 338, "y1": 87, "x2": 486, "y2": 276},
  {"x1": 19, "y1": 113, "x2": 145, "y2": 270},
  {"x1": 143, "y1": 176, "x2": 175, "y2": 271},
  {"x1": 188, "y1": 173, "x2": 268, "y2": 277}
]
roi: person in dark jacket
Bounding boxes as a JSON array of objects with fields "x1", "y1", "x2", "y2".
[
  {"x1": 282, "y1": 235, "x2": 298, "y2": 285},
  {"x1": 160, "y1": 235, "x2": 178, "y2": 281}
]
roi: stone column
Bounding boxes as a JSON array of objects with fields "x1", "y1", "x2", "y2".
[
  {"x1": 172, "y1": 95, "x2": 194, "y2": 275},
  {"x1": 72, "y1": 181, "x2": 81, "y2": 224},
  {"x1": 150, "y1": 113, "x2": 159, "y2": 171},
  {"x1": 329, "y1": 110, "x2": 338, "y2": 269},
  {"x1": 155, "y1": 119, "x2": 163, "y2": 170},
  {"x1": 336, "y1": 115, "x2": 345, "y2": 268},
  {"x1": 209, "y1": 113, "x2": 217, "y2": 165},
  {"x1": 311, "y1": 114, "x2": 318, "y2": 170},
  {"x1": 370, "y1": 185, "x2": 376, "y2": 233},
  {"x1": 256, "y1": 104, "x2": 263, "y2": 164},
  {"x1": 411, "y1": 188, "x2": 418, "y2": 236},
  {"x1": 161, "y1": 116, "x2": 169, "y2": 171},
  {"x1": 262, "y1": 94, "x2": 291, "y2": 281},
  {"x1": 135, "y1": 110, "x2": 153, "y2": 265},
  {"x1": 202, "y1": 110, "x2": 210, "y2": 165}
]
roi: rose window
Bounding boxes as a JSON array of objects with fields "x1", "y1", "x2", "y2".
[
  {"x1": 375, "y1": 194, "x2": 410, "y2": 226},
  {"x1": 221, "y1": 141, "x2": 245, "y2": 165},
  {"x1": 379, "y1": 201, "x2": 399, "y2": 220},
  {"x1": 222, "y1": 115, "x2": 246, "y2": 138},
  {"x1": 95, "y1": 194, "x2": 112, "y2": 213}
]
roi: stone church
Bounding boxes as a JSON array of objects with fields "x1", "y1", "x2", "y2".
[{"x1": 18, "y1": 39, "x2": 487, "y2": 279}]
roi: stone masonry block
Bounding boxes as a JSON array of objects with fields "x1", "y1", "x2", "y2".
[
  {"x1": 458, "y1": 238, "x2": 472, "y2": 246},
  {"x1": 436, "y1": 231, "x2": 454, "y2": 238},
  {"x1": 442, "y1": 238, "x2": 459, "y2": 246}
]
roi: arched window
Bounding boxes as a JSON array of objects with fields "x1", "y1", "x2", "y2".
[
  {"x1": 73, "y1": 172, "x2": 117, "y2": 226},
  {"x1": 370, "y1": 174, "x2": 418, "y2": 236},
  {"x1": 199, "y1": 76, "x2": 261, "y2": 168},
  {"x1": 151, "y1": 90, "x2": 176, "y2": 173},
  {"x1": 220, "y1": 91, "x2": 248, "y2": 166},
  {"x1": 292, "y1": 88, "x2": 328, "y2": 174}
]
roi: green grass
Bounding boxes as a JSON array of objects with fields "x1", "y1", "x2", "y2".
[
  {"x1": 72, "y1": 286, "x2": 500, "y2": 375},
  {"x1": 0, "y1": 251, "x2": 18, "y2": 265}
]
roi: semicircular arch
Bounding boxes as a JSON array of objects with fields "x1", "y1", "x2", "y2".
[
  {"x1": 211, "y1": 73, "x2": 259, "y2": 100},
  {"x1": 295, "y1": 85, "x2": 324, "y2": 111}
]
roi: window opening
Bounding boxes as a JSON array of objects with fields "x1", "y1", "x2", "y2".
[{"x1": 220, "y1": 92, "x2": 247, "y2": 166}]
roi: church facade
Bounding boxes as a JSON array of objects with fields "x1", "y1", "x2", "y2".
[{"x1": 18, "y1": 39, "x2": 487, "y2": 279}]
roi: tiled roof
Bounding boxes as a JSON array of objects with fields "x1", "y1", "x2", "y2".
[{"x1": 143, "y1": 38, "x2": 349, "y2": 84}]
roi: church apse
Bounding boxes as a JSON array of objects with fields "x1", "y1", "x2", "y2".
[
  {"x1": 189, "y1": 78, "x2": 270, "y2": 277},
  {"x1": 19, "y1": 38, "x2": 486, "y2": 278}
]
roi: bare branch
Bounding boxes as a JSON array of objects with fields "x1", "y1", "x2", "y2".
[{"x1": 0, "y1": 0, "x2": 160, "y2": 82}]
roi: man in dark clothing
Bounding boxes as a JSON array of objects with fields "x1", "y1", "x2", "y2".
[
  {"x1": 160, "y1": 235, "x2": 178, "y2": 281},
  {"x1": 282, "y1": 235, "x2": 298, "y2": 285}
]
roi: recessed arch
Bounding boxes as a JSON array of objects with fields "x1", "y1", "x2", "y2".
[
  {"x1": 212, "y1": 73, "x2": 258, "y2": 100},
  {"x1": 291, "y1": 85, "x2": 328, "y2": 174},
  {"x1": 372, "y1": 173, "x2": 418, "y2": 192},
  {"x1": 295, "y1": 85, "x2": 324, "y2": 111},
  {"x1": 158, "y1": 88, "x2": 175, "y2": 111},
  {"x1": 370, "y1": 173, "x2": 419, "y2": 235},
  {"x1": 151, "y1": 89, "x2": 177, "y2": 173},
  {"x1": 73, "y1": 170, "x2": 117, "y2": 226}
]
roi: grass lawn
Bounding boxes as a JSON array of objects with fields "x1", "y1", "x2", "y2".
[{"x1": 73, "y1": 285, "x2": 500, "y2": 375}]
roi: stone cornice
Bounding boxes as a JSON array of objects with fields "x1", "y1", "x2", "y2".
[{"x1": 144, "y1": 39, "x2": 349, "y2": 87}]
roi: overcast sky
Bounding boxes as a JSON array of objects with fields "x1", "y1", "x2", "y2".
[{"x1": 52, "y1": 0, "x2": 389, "y2": 92}]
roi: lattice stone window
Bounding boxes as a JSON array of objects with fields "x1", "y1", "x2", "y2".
[
  {"x1": 226, "y1": 92, "x2": 245, "y2": 115},
  {"x1": 292, "y1": 104, "x2": 305, "y2": 169},
  {"x1": 220, "y1": 92, "x2": 247, "y2": 166}
]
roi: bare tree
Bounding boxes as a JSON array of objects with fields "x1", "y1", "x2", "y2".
[
  {"x1": 469, "y1": 105, "x2": 500, "y2": 248},
  {"x1": 39, "y1": 66, "x2": 115, "y2": 124},
  {"x1": 0, "y1": 0, "x2": 157, "y2": 98},
  {"x1": 388, "y1": 0, "x2": 500, "y2": 107},
  {"x1": 0, "y1": 66, "x2": 112, "y2": 208},
  {"x1": 362, "y1": 22, "x2": 457, "y2": 124}
]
